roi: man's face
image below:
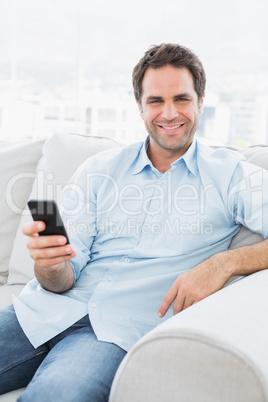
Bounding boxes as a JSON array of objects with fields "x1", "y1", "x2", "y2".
[{"x1": 139, "y1": 65, "x2": 205, "y2": 159}]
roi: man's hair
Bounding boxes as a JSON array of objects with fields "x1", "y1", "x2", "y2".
[{"x1": 132, "y1": 43, "x2": 206, "y2": 105}]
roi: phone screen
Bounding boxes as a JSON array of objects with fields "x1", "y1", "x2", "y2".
[{"x1": 27, "y1": 200, "x2": 70, "y2": 244}]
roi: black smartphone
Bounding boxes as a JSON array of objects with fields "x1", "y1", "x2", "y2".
[{"x1": 27, "y1": 200, "x2": 70, "y2": 244}]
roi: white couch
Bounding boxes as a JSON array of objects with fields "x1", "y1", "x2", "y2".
[{"x1": 0, "y1": 133, "x2": 268, "y2": 401}]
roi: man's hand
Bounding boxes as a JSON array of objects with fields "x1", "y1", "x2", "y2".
[
  {"x1": 23, "y1": 221, "x2": 76, "y2": 293},
  {"x1": 157, "y1": 253, "x2": 233, "y2": 318},
  {"x1": 158, "y1": 238, "x2": 268, "y2": 318}
]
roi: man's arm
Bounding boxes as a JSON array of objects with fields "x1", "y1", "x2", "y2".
[
  {"x1": 23, "y1": 221, "x2": 76, "y2": 293},
  {"x1": 158, "y1": 238, "x2": 268, "y2": 317}
]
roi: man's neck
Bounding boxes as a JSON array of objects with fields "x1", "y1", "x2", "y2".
[
  {"x1": 147, "y1": 147, "x2": 174, "y2": 173},
  {"x1": 147, "y1": 140, "x2": 192, "y2": 174}
]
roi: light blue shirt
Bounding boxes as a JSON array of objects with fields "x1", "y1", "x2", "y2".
[{"x1": 14, "y1": 138, "x2": 268, "y2": 351}]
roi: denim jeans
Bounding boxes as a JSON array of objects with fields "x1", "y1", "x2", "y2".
[{"x1": 0, "y1": 305, "x2": 126, "y2": 401}]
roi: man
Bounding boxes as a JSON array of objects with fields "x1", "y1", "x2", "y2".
[{"x1": 1, "y1": 43, "x2": 268, "y2": 401}]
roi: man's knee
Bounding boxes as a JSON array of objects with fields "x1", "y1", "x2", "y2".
[{"x1": 0, "y1": 305, "x2": 48, "y2": 395}]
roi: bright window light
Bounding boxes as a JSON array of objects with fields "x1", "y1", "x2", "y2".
[{"x1": 0, "y1": 0, "x2": 267, "y2": 146}]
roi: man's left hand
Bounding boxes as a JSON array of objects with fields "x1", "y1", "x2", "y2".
[{"x1": 157, "y1": 253, "x2": 232, "y2": 318}]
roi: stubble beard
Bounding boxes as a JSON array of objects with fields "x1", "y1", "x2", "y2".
[{"x1": 145, "y1": 120, "x2": 199, "y2": 152}]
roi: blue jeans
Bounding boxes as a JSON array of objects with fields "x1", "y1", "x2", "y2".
[{"x1": 0, "y1": 305, "x2": 126, "y2": 401}]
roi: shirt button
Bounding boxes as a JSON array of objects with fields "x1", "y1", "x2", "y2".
[
  {"x1": 107, "y1": 276, "x2": 113, "y2": 281},
  {"x1": 125, "y1": 258, "x2": 130, "y2": 263},
  {"x1": 91, "y1": 302, "x2": 96, "y2": 308}
]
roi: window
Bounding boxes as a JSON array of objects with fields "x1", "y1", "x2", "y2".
[
  {"x1": 1, "y1": 0, "x2": 268, "y2": 145},
  {"x1": 86, "y1": 108, "x2": 92, "y2": 123},
  {"x1": 65, "y1": 107, "x2": 77, "y2": 121},
  {"x1": 45, "y1": 107, "x2": 59, "y2": 120},
  {"x1": 98, "y1": 109, "x2": 116, "y2": 123}
]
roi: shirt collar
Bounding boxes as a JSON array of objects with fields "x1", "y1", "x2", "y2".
[
  {"x1": 132, "y1": 136, "x2": 198, "y2": 177},
  {"x1": 132, "y1": 136, "x2": 153, "y2": 175},
  {"x1": 172, "y1": 138, "x2": 198, "y2": 177}
]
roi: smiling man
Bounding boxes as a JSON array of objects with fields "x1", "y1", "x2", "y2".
[
  {"x1": 1, "y1": 43, "x2": 268, "y2": 402},
  {"x1": 137, "y1": 65, "x2": 204, "y2": 172}
]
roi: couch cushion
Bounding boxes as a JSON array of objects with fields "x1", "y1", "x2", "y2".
[
  {"x1": 0, "y1": 284, "x2": 25, "y2": 309},
  {"x1": 0, "y1": 389, "x2": 23, "y2": 401},
  {"x1": 0, "y1": 139, "x2": 44, "y2": 285},
  {"x1": 7, "y1": 133, "x2": 121, "y2": 285},
  {"x1": 229, "y1": 145, "x2": 268, "y2": 251},
  {"x1": 239, "y1": 145, "x2": 268, "y2": 170}
]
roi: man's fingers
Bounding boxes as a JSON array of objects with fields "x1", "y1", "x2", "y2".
[
  {"x1": 22, "y1": 221, "x2": 45, "y2": 236},
  {"x1": 27, "y1": 234, "x2": 68, "y2": 250},
  {"x1": 29, "y1": 243, "x2": 76, "y2": 269},
  {"x1": 157, "y1": 287, "x2": 177, "y2": 318},
  {"x1": 30, "y1": 244, "x2": 74, "y2": 260},
  {"x1": 23, "y1": 221, "x2": 68, "y2": 247},
  {"x1": 172, "y1": 296, "x2": 186, "y2": 314},
  {"x1": 35, "y1": 252, "x2": 76, "y2": 269}
]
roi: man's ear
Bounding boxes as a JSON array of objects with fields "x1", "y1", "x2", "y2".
[
  {"x1": 199, "y1": 92, "x2": 205, "y2": 114},
  {"x1": 137, "y1": 101, "x2": 144, "y2": 120}
]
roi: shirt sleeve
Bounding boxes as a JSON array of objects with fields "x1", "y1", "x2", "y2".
[
  {"x1": 60, "y1": 159, "x2": 98, "y2": 282},
  {"x1": 227, "y1": 160, "x2": 268, "y2": 238}
]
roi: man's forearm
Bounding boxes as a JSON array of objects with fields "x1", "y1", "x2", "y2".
[
  {"x1": 34, "y1": 261, "x2": 75, "y2": 293},
  {"x1": 158, "y1": 237, "x2": 268, "y2": 317},
  {"x1": 217, "y1": 238, "x2": 268, "y2": 277}
]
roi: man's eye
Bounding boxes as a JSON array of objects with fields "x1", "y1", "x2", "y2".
[{"x1": 148, "y1": 99, "x2": 162, "y2": 104}]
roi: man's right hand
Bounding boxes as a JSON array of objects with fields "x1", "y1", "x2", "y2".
[{"x1": 22, "y1": 221, "x2": 76, "y2": 293}]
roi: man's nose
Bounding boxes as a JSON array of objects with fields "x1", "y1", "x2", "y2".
[{"x1": 161, "y1": 102, "x2": 178, "y2": 120}]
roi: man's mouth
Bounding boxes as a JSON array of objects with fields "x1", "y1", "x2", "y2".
[
  {"x1": 157, "y1": 123, "x2": 185, "y2": 132},
  {"x1": 160, "y1": 124, "x2": 184, "y2": 130}
]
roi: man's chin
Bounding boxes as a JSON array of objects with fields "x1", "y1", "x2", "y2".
[{"x1": 155, "y1": 136, "x2": 192, "y2": 152}]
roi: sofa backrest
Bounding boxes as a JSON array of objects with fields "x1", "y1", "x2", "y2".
[
  {"x1": 228, "y1": 145, "x2": 268, "y2": 250},
  {"x1": 0, "y1": 139, "x2": 45, "y2": 284}
]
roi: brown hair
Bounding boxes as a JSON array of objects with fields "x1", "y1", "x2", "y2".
[{"x1": 132, "y1": 43, "x2": 206, "y2": 105}]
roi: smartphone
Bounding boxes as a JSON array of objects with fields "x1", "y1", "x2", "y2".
[{"x1": 27, "y1": 200, "x2": 70, "y2": 244}]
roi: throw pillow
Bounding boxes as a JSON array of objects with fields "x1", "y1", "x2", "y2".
[{"x1": 0, "y1": 139, "x2": 44, "y2": 284}]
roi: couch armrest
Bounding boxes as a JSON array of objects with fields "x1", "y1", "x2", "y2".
[
  {"x1": 109, "y1": 270, "x2": 268, "y2": 402},
  {"x1": 0, "y1": 284, "x2": 25, "y2": 309}
]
